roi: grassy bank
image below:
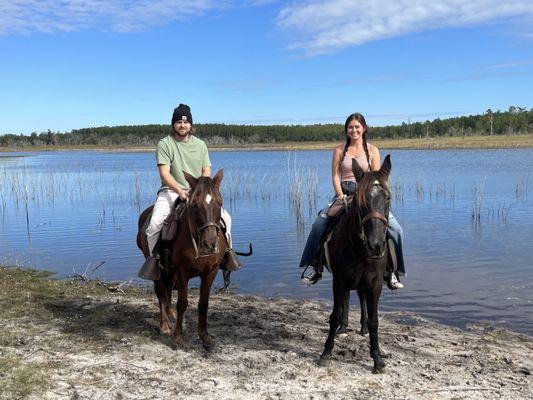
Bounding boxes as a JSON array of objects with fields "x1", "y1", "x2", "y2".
[{"x1": 0, "y1": 134, "x2": 532, "y2": 153}]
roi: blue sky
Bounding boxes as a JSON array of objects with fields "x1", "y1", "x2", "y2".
[{"x1": 1, "y1": 0, "x2": 533, "y2": 134}]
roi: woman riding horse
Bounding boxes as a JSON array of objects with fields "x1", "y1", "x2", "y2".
[{"x1": 299, "y1": 112, "x2": 405, "y2": 288}]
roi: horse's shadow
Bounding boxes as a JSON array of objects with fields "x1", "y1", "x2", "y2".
[{"x1": 41, "y1": 289, "x2": 354, "y2": 361}]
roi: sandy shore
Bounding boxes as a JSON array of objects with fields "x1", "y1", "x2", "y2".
[{"x1": 0, "y1": 267, "x2": 531, "y2": 400}]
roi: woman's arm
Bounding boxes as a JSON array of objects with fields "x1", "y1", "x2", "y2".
[
  {"x1": 369, "y1": 144, "x2": 381, "y2": 171},
  {"x1": 331, "y1": 145, "x2": 344, "y2": 198}
]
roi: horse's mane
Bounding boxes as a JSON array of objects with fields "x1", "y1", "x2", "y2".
[{"x1": 356, "y1": 170, "x2": 391, "y2": 208}]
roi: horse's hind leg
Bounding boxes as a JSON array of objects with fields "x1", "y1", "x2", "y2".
[
  {"x1": 198, "y1": 269, "x2": 218, "y2": 352},
  {"x1": 319, "y1": 280, "x2": 344, "y2": 366},
  {"x1": 164, "y1": 273, "x2": 176, "y2": 320},
  {"x1": 336, "y1": 290, "x2": 350, "y2": 336},
  {"x1": 357, "y1": 289, "x2": 369, "y2": 336},
  {"x1": 172, "y1": 275, "x2": 188, "y2": 348},
  {"x1": 154, "y1": 279, "x2": 171, "y2": 334},
  {"x1": 365, "y1": 286, "x2": 385, "y2": 373}
]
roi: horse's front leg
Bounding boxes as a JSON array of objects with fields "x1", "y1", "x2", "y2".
[
  {"x1": 357, "y1": 289, "x2": 369, "y2": 336},
  {"x1": 198, "y1": 268, "x2": 218, "y2": 352},
  {"x1": 319, "y1": 279, "x2": 344, "y2": 366},
  {"x1": 172, "y1": 274, "x2": 188, "y2": 348},
  {"x1": 365, "y1": 284, "x2": 385, "y2": 373},
  {"x1": 336, "y1": 290, "x2": 350, "y2": 336}
]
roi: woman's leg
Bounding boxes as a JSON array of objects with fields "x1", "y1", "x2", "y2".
[
  {"x1": 387, "y1": 212, "x2": 406, "y2": 276},
  {"x1": 299, "y1": 207, "x2": 329, "y2": 269}
]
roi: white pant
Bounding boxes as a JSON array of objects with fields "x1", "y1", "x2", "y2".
[{"x1": 146, "y1": 190, "x2": 232, "y2": 256}]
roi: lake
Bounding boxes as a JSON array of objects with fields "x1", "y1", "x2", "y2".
[{"x1": 1, "y1": 148, "x2": 532, "y2": 335}]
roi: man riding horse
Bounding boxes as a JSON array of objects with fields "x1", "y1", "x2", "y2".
[{"x1": 138, "y1": 103, "x2": 241, "y2": 279}]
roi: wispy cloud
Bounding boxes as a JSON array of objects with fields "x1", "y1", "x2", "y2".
[
  {"x1": 483, "y1": 60, "x2": 533, "y2": 70},
  {"x1": 0, "y1": 0, "x2": 227, "y2": 35},
  {"x1": 277, "y1": 0, "x2": 533, "y2": 55}
]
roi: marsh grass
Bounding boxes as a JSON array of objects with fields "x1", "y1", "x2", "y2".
[
  {"x1": 0, "y1": 266, "x2": 159, "y2": 399},
  {"x1": 515, "y1": 175, "x2": 529, "y2": 199}
]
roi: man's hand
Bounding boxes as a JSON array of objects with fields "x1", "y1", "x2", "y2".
[{"x1": 177, "y1": 187, "x2": 189, "y2": 201}]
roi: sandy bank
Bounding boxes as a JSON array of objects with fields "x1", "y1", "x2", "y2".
[{"x1": 0, "y1": 267, "x2": 531, "y2": 399}]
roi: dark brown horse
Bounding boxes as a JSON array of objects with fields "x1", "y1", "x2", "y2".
[
  {"x1": 318, "y1": 155, "x2": 392, "y2": 372},
  {"x1": 137, "y1": 170, "x2": 226, "y2": 351}
]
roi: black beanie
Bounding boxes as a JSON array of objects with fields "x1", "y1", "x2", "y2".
[{"x1": 171, "y1": 104, "x2": 193, "y2": 125}]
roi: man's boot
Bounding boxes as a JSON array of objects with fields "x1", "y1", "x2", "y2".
[
  {"x1": 138, "y1": 255, "x2": 161, "y2": 281},
  {"x1": 222, "y1": 249, "x2": 242, "y2": 271}
]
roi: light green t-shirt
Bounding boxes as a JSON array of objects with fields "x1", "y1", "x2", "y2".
[{"x1": 156, "y1": 134, "x2": 211, "y2": 191}]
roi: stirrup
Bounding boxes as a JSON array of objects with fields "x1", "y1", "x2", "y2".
[
  {"x1": 301, "y1": 266, "x2": 322, "y2": 285},
  {"x1": 138, "y1": 256, "x2": 161, "y2": 281},
  {"x1": 386, "y1": 273, "x2": 403, "y2": 290},
  {"x1": 222, "y1": 249, "x2": 242, "y2": 271}
]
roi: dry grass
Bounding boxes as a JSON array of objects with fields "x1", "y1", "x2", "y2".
[{"x1": 1, "y1": 134, "x2": 532, "y2": 153}]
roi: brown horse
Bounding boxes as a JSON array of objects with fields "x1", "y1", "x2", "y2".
[
  {"x1": 318, "y1": 155, "x2": 392, "y2": 372},
  {"x1": 137, "y1": 169, "x2": 226, "y2": 351}
]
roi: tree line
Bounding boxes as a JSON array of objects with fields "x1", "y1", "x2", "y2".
[{"x1": 1, "y1": 106, "x2": 532, "y2": 148}]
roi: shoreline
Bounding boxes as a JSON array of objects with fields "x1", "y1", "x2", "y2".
[
  {"x1": 1, "y1": 266, "x2": 531, "y2": 399},
  {"x1": 0, "y1": 134, "x2": 532, "y2": 153}
]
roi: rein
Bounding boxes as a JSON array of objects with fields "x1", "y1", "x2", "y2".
[
  {"x1": 185, "y1": 193, "x2": 221, "y2": 259},
  {"x1": 352, "y1": 180, "x2": 389, "y2": 260}
]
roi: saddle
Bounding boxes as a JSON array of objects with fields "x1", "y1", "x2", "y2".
[{"x1": 311, "y1": 195, "x2": 398, "y2": 275}]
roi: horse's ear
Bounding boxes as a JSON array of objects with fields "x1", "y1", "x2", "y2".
[
  {"x1": 380, "y1": 154, "x2": 391, "y2": 178},
  {"x1": 351, "y1": 158, "x2": 365, "y2": 183},
  {"x1": 183, "y1": 171, "x2": 198, "y2": 190},
  {"x1": 212, "y1": 169, "x2": 224, "y2": 190}
]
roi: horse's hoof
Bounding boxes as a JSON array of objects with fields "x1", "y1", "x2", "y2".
[
  {"x1": 172, "y1": 336, "x2": 186, "y2": 349},
  {"x1": 318, "y1": 356, "x2": 331, "y2": 367},
  {"x1": 160, "y1": 325, "x2": 171, "y2": 335},
  {"x1": 358, "y1": 328, "x2": 369, "y2": 336},
  {"x1": 372, "y1": 360, "x2": 386, "y2": 374},
  {"x1": 202, "y1": 337, "x2": 216, "y2": 353}
]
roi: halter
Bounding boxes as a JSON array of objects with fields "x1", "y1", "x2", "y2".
[
  {"x1": 186, "y1": 192, "x2": 221, "y2": 259},
  {"x1": 355, "y1": 180, "x2": 389, "y2": 259}
]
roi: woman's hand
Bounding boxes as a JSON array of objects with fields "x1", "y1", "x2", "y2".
[{"x1": 336, "y1": 193, "x2": 345, "y2": 200}]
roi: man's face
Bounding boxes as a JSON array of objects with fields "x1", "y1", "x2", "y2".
[{"x1": 172, "y1": 120, "x2": 192, "y2": 138}]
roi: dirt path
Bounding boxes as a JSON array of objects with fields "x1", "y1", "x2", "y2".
[{"x1": 0, "y1": 267, "x2": 531, "y2": 399}]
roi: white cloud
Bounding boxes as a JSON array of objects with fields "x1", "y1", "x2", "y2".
[
  {"x1": 0, "y1": 0, "x2": 225, "y2": 35},
  {"x1": 277, "y1": 0, "x2": 533, "y2": 55}
]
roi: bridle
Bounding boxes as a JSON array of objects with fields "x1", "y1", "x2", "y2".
[
  {"x1": 186, "y1": 189, "x2": 222, "y2": 259},
  {"x1": 354, "y1": 180, "x2": 389, "y2": 259}
]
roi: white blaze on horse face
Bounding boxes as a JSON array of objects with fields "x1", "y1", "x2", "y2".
[{"x1": 205, "y1": 194, "x2": 212, "y2": 205}]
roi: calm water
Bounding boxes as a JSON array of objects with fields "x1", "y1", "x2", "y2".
[{"x1": 1, "y1": 149, "x2": 532, "y2": 335}]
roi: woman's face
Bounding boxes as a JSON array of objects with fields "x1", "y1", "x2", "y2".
[{"x1": 346, "y1": 119, "x2": 365, "y2": 141}]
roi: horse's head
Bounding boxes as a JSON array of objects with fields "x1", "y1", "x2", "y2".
[
  {"x1": 183, "y1": 169, "x2": 224, "y2": 257},
  {"x1": 352, "y1": 155, "x2": 392, "y2": 259}
]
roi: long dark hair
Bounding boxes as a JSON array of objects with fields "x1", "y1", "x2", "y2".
[{"x1": 341, "y1": 113, "x2": 371, "y2": 171}]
